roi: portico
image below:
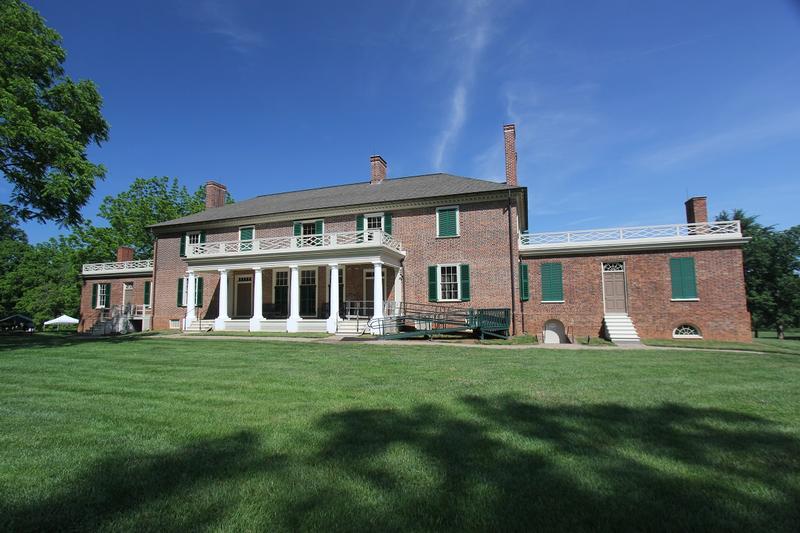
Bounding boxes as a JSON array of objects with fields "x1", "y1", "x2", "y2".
[{"x1": 182, "y1": 232, "x2": 405, "y2": 334}]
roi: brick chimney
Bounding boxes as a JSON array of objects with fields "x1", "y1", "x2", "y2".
[
  {"x1": 503, "y1": 124, "x2": 518, "y2": 186},
  {"x1": 205, "y1": 181, "x2": 227, "y2": 209},
  {"x1": 685, "y1": 196, "x2": 708, "y2": 224},
  {"x1": 116, "y1": 246, "x2": 134, "y2": 262},
  {"x1": 370, "y1": 155, "x2": 387, "y2": 184}
]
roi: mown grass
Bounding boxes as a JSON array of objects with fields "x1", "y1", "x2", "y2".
[
  {"x1": 1, "y1": 334, "x2": 798, "y2": 531},
  {"x1": 644, "y1": 337, "x2": 800, "y2": 356}
]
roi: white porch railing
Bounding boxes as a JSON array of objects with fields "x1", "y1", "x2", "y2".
[
  {"x1": 520, "y1": 221, "x2": 742, "y2": 248},
  {"x1": 186, "y1": 230, "x2": 404, "y2": 258},
  {"x1": 82, "y1": 259, "x2": 154, "y2": 275}
]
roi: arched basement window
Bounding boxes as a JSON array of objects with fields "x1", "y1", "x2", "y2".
[{"x1": 673, "y1": 324, "x2": 702, "y2": 339}]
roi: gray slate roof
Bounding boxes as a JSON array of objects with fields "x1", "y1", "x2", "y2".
[{"x1": 151, "y1": 173, "x2": 519, "y2": 229}]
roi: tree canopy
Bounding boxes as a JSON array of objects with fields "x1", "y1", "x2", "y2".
[
  {"x1": 717, "y1": 209, "x2": 800, "y2": 336},
  {"x1": 0, "y1": 0, "x2": 109, "y2": 226}
]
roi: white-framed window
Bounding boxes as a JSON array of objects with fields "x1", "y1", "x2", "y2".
[
  {"x1": 275, "y1": 270, "x2": 288, "y2": 287},
  {"x1": 96, "y1": 284, "x2": 109, "y2": 309},
  {"x1": 365, "y1": 213, "x2": 384, "y2": 230},
  {"x1": 439, "y1": 264, "x2": 460, "y2": 301},
  {"x1": 436, "y1": 206, "x2": 460, "y2": 238},
  {"x1": 673, "y1": 324, "x2": 702, "y2": 339},
  {"x1": 301, "y1": 269, "x2": 316, "y2": 286},
  {"x1": 187, "y1": 231, "x2": 201, "y2": 246},
  {"x1": 302, "y1": 221, "x2": 319, "y2": 235},
  {"x1": 169, "y1": 319, "x2": 180, "y2": 330}
]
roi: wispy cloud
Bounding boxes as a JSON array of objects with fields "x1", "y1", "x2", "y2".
[
  {"x1": 196, "y1": 0, "x2": 265, "y2": 54},
  {"x1": 635, "y1": 109, "x2": 800, "y2": 169},
  {"x1": 431, "y1": 0, "x2": 492, "y2": 170}
]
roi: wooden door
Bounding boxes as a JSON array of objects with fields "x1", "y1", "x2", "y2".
[
  {"x1": 603, "y1": 266, "x2": 627, "y2": 314},
  {"x1": 235, "y1": 278, "x2": 252, "y2": 317}
]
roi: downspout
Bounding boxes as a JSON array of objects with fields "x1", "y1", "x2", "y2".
[{"x1": 506, "y1": 190, "x2": 518, "y2": 336}]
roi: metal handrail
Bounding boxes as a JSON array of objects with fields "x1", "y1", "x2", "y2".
[{"x1": 519, "y1": 220, "x2": 742, "y2": 247}]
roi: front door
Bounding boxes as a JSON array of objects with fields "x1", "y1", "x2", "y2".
[
  {"x1": 300, "y1": 269, "x2": 316, "y2": 317},
  {"x1": 602, "y1": 262, "x2": 627, "y2": 314},
  {"x1": 235, "y1": 275, "x2": 253, "y2": 318}
]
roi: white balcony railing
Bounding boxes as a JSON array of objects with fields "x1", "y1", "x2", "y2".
[
  {"x1": 520, "y1": 221, "x2": 742, "y2": 249},
  {"x1": 187, "y1": 230, "x2": 404, "y2": 258},
  {"x1": 82, "y1": 259, "x2": 154, "y2": 275}
]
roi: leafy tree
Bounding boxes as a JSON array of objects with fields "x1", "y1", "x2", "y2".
[
  {"x1": 717, "y1": 209, "x2": 800, "y2": 338},
  {"x1": 73, "y1": 176, "x2": 233, "y2": 260},
  {"x1": 12, "y1": 236, "x2": 81, "y2": 325},
  {"x1": 1, "y1": 0, "x2": 109, "y2": 226}
]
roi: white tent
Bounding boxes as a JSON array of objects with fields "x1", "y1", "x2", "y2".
[{"x1": 44, "y1": 315, "x2": 79, "y2": 326}]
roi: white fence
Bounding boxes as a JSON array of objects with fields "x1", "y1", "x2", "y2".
[
  {"x1": 187, "y1": 230, "x2": 403, "y2": 257},
  {"x1": 520, "y1": 221, "x2": 742, "y2": 248}
]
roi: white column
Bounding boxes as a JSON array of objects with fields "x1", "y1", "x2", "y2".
[
  {"x1": 214, "y1": 268, "x2": 229, "y2": 330},
  {"x1": 394, "y1": 266, "x2": 403, "y2": 306},
  {"x1": 287, "y1": 265, "x2": 300, "y2": 332},
  {"x1": 250, "y1": 266, "x2": 264, "y2": 331},
  {"x1": 372, "y1": 261, "x2": 384, "y2": 320},
  {"x1": 327, "y1": 263, "x2": 339, "y2": 333},
  {"x1": 185, "y1": 270, "x2": 196, "y2": 330}
]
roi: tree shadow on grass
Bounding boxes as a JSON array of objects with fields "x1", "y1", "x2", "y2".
[
  {"x1": 1, "y1": 431, "x2": 285, "y2": 531},
  {"x1": 283, "y1": 396, "x2": 800, "y2": 532}
]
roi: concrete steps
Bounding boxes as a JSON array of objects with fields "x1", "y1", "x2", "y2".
[
  {"x1": 336, "y1": 319, "x2": 368, "y2": 336},
  {"x1": 183, "y1": 320, "x2": 215, "y2": 332},
  {"x1": 603, "y1": 314, "x2": 641, "y2": 344}
]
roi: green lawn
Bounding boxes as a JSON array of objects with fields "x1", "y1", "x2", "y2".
[
  {"x1": 1, "y1": 335, "x2": 798, "y2": 531},
  {"x1": 644, "y1": 337, "x2": 800, "y2": 356}
]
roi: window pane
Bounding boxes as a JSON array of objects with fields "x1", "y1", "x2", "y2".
[
  {"x1": 275, "y1": 271, "x2": 288, "y2": 286},
  {"x1": 301, "y1": 270, "x2": 316, "y2": 285},
  {"x1": 366, "y1": 216, "x2": 382, "y2": 230},
  {"x1": 188, "y1": 233, "x2": 200, "y2": 244},
  {"x1": 302, "y1": 222, "x2": 317, "y2": 235},
  {"x1": 439, "y1": 265, "x2": 459, "y2": 300}
]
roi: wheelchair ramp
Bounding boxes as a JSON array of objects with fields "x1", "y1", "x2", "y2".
[{"x1": 368, "y1": 303, "x2": 510, "y2": 340}]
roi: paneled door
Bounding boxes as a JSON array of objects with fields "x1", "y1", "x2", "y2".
[
  {"x1": 235, "y1": 275, "x2": 253, "y2": 318},
  {"x1": 602, "y1": 262, "x2": 627, "y2": 314}
]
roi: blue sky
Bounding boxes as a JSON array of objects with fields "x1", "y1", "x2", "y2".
[{"x1": 13, "y1": 0, "x2": 800, "y2": 242}]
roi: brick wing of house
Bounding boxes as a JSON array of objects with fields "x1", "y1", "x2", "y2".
[{"x1": 79, "y1": 124, "x2": 752, "y2": 342}]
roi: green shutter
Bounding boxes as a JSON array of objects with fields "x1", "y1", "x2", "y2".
[
  {"x1": 437, "y1": 208, "x2": 458, "y2": 237},
  {"x1": 293, "y1": 222, "x2": 302, "y2": 236},
  {"x1": 356, "y1": 215, "x2": 364, "y2": 231},
  {"x1": 384, "y1": 213, "x2": 392, "y2": 234},
  {"x1": 144, "y1": 281, "x2": 151, "y2": 307},
  {"x1": 91, "y1": 284, "x2": 98, "y2": 308},
  {"x1": 240, "y1": 227, "x2": 253, "y2": 240},
  {"x1": 177, "y1": 278, "x2": 184, "y2": 307},
  {"x1": 104, "y1": 283, "x2": 111, "y2": 308},
  {"x1": 670, "y1": 257, "x2": 697, "y2": 299},
  {"x1": 195, "y1": 277, "x2": 203, "y2": 307},
  {"x1": 179, "y1": 233, "x2": 186, "y2": 256},
  {"x1": 460, "y1": 264, "x2": 471, "y2": 301},
  {"x1": 315, "y1": 220, "x2": 323, "y2": 235},
  {"x1": 541, "y1": 263, "x2": 563, "y2": 302},
  {"x1": 199, "y1": 231, "x2": 206, "y2": 244},
  {"x1": 428, "y1": 266, "x2": 438, "y2": 302},
  {"x1": 519, "y1": 263, "x2": 530, "y2": 301}
]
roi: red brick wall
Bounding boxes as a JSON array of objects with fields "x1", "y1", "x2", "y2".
[
  {"x1": 149, "y1": 197, "x2": 523, "y2": 331},
  {"x1": 78, "y1": 275, "x2": 152, "y2": 332},
  {"x1": 519, "y1": 246, "x2": 751, "y2": 342},
  {"x1": 392, "y1": 199, "x2": 521, "y2": 331}
]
